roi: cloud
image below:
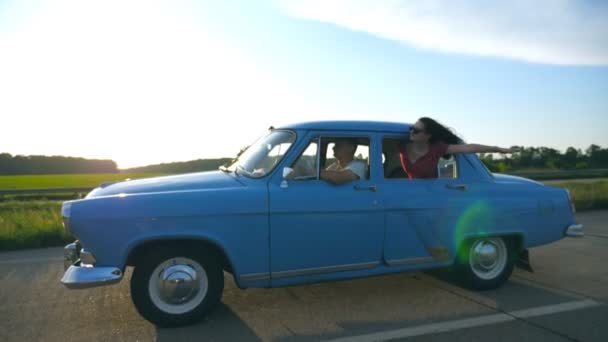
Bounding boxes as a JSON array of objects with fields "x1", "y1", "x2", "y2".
[{"x1": 276, "y1": 0, "x2": 608, "y2": 65}]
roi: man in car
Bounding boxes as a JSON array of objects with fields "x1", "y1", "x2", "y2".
[{"x1": 320, "y1": 138, "x2": 366, "y2": 185}]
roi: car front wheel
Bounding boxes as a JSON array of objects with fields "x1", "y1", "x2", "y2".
[
  {"x1": 130, "y1": 247, "x2": 224, "y2": 327},
  {"x1": 456, "y1": 237, "x2": 514, "y2": 290}
]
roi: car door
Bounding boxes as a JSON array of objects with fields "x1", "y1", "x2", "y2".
[
  {"x1": 380, "y1": 136, "x2": 479, "y2": 267},
  {"x1": 268, "y1": 132, "x2": 384, "y2": 284}
]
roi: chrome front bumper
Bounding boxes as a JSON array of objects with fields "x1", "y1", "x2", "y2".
[
  {"x1": 565, "y1": 224, "x2": 584, "y2": 237},
  {"x1": 61, "y1": 242, "x2": 123, "y2": 289}
]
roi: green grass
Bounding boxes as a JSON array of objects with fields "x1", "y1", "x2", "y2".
[
  {"x1": 0, "y1": 173, "x2": 165, "y2": 190},
  {"x1": 0, "y1": 201, "x2": 72, "y2": 251},
  {"x1": 1, "y1": 181, "x2": 606, "y2": 251},
  {"x1": 549, "y1": 181, "x2": 608, "y2": 211},
  {"x1": 511, "y1": 168, "x2": 608, "y2": 181}
]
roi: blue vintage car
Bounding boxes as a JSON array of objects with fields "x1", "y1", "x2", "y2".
[{"x1": 60, "y1": 120, "x2": 583, "y2": 327}]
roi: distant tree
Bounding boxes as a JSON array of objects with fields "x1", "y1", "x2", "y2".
[
  {"x1": 563, "y1": 147, "x2": 579, "y2": 169},
  {"x1": 586, "y1": 144, "x2": 601, "y2": 157}
]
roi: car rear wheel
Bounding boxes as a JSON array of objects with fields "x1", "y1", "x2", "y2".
[
  {"x1": 456, "y1": 237, "x2": 514, "y2": 290},
  {"x1": 130, "y1": 247, "x2": 224, "y2": 327}
]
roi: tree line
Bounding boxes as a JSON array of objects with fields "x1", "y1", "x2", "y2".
[
  {"x1": 0, "y1": 153, "x2": 234, "y2": 175},
  {"x1": 0, "y1": 153, "x2": 118, "y2": 175},
  {"x1": 121, "y1": 158, "x2": 233, "y2": 174},
  {"x1": 2, "y1": 144, "x2": 607, "y2": 175},
  {"x1": 479, "y1": 144, "x2": 608, "y2": 173}
]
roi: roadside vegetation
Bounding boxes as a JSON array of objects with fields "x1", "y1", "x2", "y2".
[
  {"x1": 0, "y1": 201, "x2": 71, "y2": 251},
  {"x1": 551, "y1": 181, "x2": 608, "y2": 211},
  {"x1": 479, "y1": 144, "x2": 608, "y2": 175}
]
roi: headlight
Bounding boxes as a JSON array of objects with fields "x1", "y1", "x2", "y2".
[{"x1": 62, "y1": 202, "x2": 72, "y2": 233}]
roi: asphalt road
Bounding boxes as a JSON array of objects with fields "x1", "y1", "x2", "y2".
[{"x1": 1, "y1": 211, "x2": 607, "y2": 342}]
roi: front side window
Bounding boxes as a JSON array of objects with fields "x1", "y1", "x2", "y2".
[
  {"x1": 290, "y1": 139, "x2": 319, "y2": 180},
  {"x1": 290, "y1": 136, "x2": 370, "y2": 181},
  {"x1": 229, "y1": 130, "x2": 296, "y2": 178}
]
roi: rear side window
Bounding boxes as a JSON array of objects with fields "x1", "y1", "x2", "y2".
[{"x1": 381, "y1": 137, "x2": 458, "y2": 180}]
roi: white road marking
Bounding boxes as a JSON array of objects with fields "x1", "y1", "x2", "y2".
[
  {"x1": 510, "y1": 299, "x2": 601, "y2": 318},
  {"x1": 0, "y1": 256, "x2": 63, "y2": 265},
  {"x1": 325, "y1": 299, "x2": 601, "y2": 342}
]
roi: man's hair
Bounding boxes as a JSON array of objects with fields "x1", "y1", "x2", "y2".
[{"x1": 334, "y1": 138, "x2": 358, "y2": 153}]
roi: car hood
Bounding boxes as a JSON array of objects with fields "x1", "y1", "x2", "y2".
[
  {"x1": 492, "y1": 173, "x2": 543, "y2": 186},
  {"x1": 86, "y1": 171, "x2": 244, "y2": 198}
]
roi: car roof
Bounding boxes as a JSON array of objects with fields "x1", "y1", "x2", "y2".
[{"x1": 277, "y1": 120, "x2": 410, "y2": 133}]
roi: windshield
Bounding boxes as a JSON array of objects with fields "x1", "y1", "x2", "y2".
[{"x1": 229, "y1": 130, "x2": 296, "y2": 178}]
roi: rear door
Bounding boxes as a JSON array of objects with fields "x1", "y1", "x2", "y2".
[{"x1": 380, "y1": 136, "x2": 477, "y2": 266}]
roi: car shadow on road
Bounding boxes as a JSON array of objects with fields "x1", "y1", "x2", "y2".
[{"x1": 155, "y1": 303, "x2": 262, "y2": 342}]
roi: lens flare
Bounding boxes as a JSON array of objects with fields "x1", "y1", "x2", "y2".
[{"x1": 453, "y1": 200, "x2": 496, "y2": 261}]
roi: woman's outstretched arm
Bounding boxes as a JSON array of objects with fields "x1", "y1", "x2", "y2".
[{"x1": 446, "y1": 144, "x2": 519, "y2": 154}]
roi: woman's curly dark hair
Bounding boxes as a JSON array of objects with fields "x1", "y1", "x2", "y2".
[{"x1": 418, "y1": 117, "x2": 463, "y2": 144}]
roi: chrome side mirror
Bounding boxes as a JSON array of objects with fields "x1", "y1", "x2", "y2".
[
  {"x1": 282, "y1": 167, "x2": 294, "y2": 179},
  {"x1": 281, "y1": 167, "x2": 293, "y2": 188}
]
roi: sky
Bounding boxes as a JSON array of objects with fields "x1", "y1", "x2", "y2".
[{"x1": 1, "y1": 0, "x2": 607, "y2": 169}]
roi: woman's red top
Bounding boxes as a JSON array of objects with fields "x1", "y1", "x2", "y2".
[{"x1": 399, "y1": 142, "x2": 449, "y2": 179}]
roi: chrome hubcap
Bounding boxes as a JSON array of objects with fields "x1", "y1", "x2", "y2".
[
  {"x1": 469, "y1": 238, "x2": 507, "y2": 280},
  {"x1": 159, "y1": 264, "x2": 200, "y2": 304},
  {"x1": 148, "y1": 257, "x2": 208, "y2": 314},
  {"x1": 473, "y1": 242, "x2": 498, "y2": 269}
]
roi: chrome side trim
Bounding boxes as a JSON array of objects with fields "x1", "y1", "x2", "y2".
[
  {"x1": 61, "y1": 266, "x2": 123, "y2": 289},
  {"x1": 240, "y1": 273, "x2": 270, "y2": 282},
  {"x1": 271, "y1": 261, "x2": 378, "y2": 279},
  {"x1": 566, "y1": 224, "x2": 584, "y2": 237},
  {"x1": 386, "y1": 257, "x2": 436, "y2": 266}
]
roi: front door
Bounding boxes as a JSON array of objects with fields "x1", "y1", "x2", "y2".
[{"x1": 268, "y1": 133, "x2": 384, "y2": 284}]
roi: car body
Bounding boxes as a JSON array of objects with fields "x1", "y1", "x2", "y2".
[{"x1": 60, "y1": 120, "x2": 583, "y2": 327}]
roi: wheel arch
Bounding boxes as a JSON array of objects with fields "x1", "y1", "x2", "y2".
[
  {"x1": 456, "y1": 233, "x2": 526, "y2": 259},
  {"x1": 125, "y1": 237, "x2": 236, "y2": 276}
]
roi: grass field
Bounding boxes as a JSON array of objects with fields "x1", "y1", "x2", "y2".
[
  {"x1": 546, "y1": 181, "x2": 608, "y2": 211},
  {"x1": 0, "y1": 173, "x2": 165, "y2": 190},
  {"x1": 0, "y1": 201, "x2": 71, "y2": 251},
  {"x1": 510, "y1": 168, "x2": 608, "y2": 181},
  {"x1": 0, "y1": 180, "x2": 606, "y2": 251}
]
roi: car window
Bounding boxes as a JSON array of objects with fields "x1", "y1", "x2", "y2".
[
  {"x1": 290, "y1": 140, "x2": 319, "y2": 180},
  {"x1": 437, "y1": 155, "x2": 458, "y2": 179},
  {"x1": 322, "y1": 137, "x2": 370, "y2": 180},
  {"x1": 229, "y1": 130, "x2": 296, "y2": 178},
  {"x1": 289, "y1": 136, "x2": 371, "y2": 181},
  {"x1": 382, "y1": 138, "x2": 407, "y2": 179},
  {"x1": 381, "y1": 137, "x2": 458, "y2": 180}
]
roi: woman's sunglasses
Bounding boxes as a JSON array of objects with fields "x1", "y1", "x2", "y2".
[{"x1": 409, "y1": 127, "x2": 424, "y2": 134}]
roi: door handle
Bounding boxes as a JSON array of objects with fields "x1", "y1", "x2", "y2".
[
  {"x1": 446, "y1": 184, "x2": 468, "y2": 191},
  {"x1": 354, "y1": 185, "x2": 377, "y2": 192}
]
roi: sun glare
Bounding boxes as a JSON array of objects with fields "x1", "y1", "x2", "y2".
[{"x1": 0, "y1": 0, "x2": 315, "y2": 168}]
